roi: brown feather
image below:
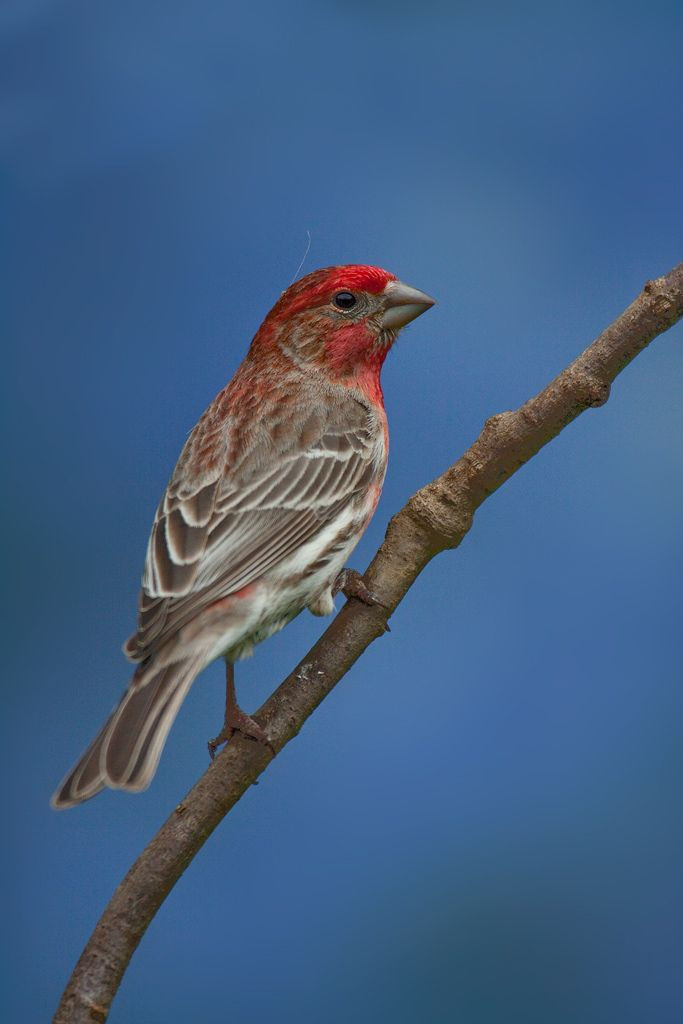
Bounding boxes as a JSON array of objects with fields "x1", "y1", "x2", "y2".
[{"x1": 126, "y1": 383, "x2": 383, "y2": 663}]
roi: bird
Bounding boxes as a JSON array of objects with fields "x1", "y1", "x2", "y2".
[{"x1": 51, "y1": 265, "x2": 435, "y2": 808}]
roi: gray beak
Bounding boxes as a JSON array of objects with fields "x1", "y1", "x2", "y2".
[{"x1": 381, "y1": 279, "x2": 436, "y2": 330}]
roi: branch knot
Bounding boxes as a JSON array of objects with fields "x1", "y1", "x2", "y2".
[
  {"x1": 583, "y1": 376, "x2": 611, "y2": 407},
  {"x1": 407, "y1": 487, "x2": 474, "y2": 550}
]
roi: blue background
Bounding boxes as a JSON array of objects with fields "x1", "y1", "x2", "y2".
[{"x1": 3, "y1": 2, "x2": 682, "y2": 1021}]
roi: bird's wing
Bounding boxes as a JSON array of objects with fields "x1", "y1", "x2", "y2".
[{"x1": 126, "y1": 394, "x2": 383, "y2": 661}]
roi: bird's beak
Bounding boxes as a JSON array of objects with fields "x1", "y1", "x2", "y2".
[{"x1": 381, "y1": 279, "x2": 436, "y2": 330}]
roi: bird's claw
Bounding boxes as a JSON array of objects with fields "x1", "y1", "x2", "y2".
[
  {"x1": 333, "y1": 568, "x2": 390, "y2": 615},
  {"x1": 208, "y1": 712, "x2": 275, "y2": 759}
]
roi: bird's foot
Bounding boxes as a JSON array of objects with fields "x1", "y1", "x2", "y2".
[
  {"x1": 208, "y1": 707, "x2": 274, "y2": 759},
  {"x1": 209, "y1": 663, "x2": 275, "y2": 759},
  {"x1": 332, "y1": 568, "x2": 388, "y2": 612}
]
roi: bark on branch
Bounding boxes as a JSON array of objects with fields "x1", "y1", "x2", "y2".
[{"x1": 54, "y1": 263, "x2": 683, "y2": 1023}]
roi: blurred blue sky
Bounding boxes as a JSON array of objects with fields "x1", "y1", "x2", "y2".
[{"x1": 2, "y1": 1, "x2": 683, "y2": 1021}]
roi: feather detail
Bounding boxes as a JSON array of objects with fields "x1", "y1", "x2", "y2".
[
  {"x1": 51, "y1": 656, "x2": 204, "y2": 807},
  {"x1": 126, "y1": 382, "x2": 386, "y2": 663}
]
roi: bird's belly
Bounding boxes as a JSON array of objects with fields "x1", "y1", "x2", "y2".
[{"x1": 203, "y1": 504, "x2": 366, "y2": 664}]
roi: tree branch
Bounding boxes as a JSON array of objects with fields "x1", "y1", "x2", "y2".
[{"x1": 54, "y1": 263, "x2": 683, "y2": 1023}]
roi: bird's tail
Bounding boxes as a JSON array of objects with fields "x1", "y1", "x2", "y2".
[{"x1": 51, "y1": 656, "x2": 203, "y2": 809}]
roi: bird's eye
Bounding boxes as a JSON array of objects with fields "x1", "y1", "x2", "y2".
[{"x1": 333, "y1": 291, "x2": 357, "y2": 310}]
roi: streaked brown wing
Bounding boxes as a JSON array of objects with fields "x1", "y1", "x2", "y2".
[{"x1": 126, "y1": 394, "x2": 381, "y2": 662}]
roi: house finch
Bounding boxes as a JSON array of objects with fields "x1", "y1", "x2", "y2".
[{"x1": 52, "y1": 265, "x2": 434, "y2": 808}]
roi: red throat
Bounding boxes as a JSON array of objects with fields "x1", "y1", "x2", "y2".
[{"x1": 324, "y1": 322, "x2": 388, "y2": 406}]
